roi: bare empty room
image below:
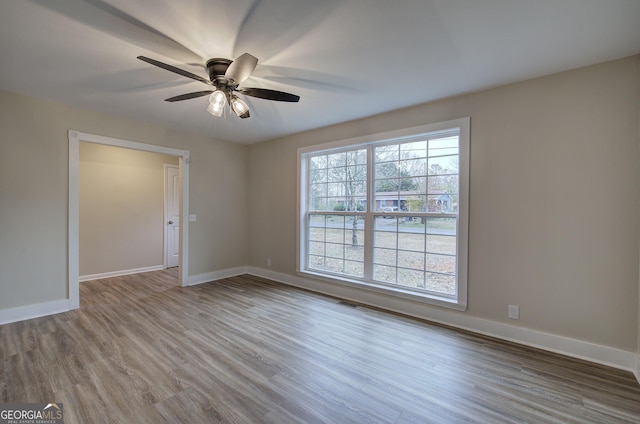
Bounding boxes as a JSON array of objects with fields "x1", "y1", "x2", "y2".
[{"x1": 1, "y1": 1, "x2": 640, "y2": 422}]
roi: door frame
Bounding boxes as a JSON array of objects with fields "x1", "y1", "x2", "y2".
[
  {"x1": 68, "y1": 130, "x2": 190, "y2": 309},
  {"x1": 164, "y1": 163, "x2": 180, "y2": 268}
]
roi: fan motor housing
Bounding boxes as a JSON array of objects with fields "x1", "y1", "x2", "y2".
[{"x1": 206, "y1": 58, "x2": 232, "y2": 84}]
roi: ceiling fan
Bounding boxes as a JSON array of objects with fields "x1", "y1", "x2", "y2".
[{"x1": 137, "y1": 53, "x2": 300, "y2": 119}]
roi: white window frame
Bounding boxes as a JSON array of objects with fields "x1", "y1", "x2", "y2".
[{"x1": 297, "y1": 118, "x2": 469, "y2": 310}]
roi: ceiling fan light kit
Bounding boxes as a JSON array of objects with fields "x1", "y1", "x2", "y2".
[
  {"x1": 208, "y1": 89, "x2": 227, "y2": 117},
  {"x1": 230, "y1": 95, "x2": 250, "y2": 119},
  {"x1": 137, "y1": 53, "x2": 300, "y2": 121},
  {"x1": 206, "y1": 91, "x2": 225, "y2": 117}
]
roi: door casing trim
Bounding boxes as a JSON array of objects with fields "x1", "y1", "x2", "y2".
[{"x1": 68, "y1": 130, "x2": 190, "y2": 309}]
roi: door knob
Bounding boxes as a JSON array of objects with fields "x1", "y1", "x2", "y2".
[{"x1": 168, "y1": 220, "x2": 174, "y2": 224}]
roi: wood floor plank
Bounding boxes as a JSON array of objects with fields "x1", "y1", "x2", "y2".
[{"x1": 1, "y1": 268, "x2": 639, "y2": 423}]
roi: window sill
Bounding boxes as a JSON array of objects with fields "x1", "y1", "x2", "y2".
[{"x1": 298, "y1": 269, "x2": 467, "y2": 311}]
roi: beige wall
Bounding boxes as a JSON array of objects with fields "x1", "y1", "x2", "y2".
[
  {"x1": 0, "y1": 90, "x2": 248, "y2": 310},
  {"x1": 79, "y1": 143, "x2": 178, "y2": 276},
  {"x1": 247, "y1": 56, "x2": 640, "y2": 352}
]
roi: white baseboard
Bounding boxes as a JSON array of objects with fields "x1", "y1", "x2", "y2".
[
  {"x1": 184, "y1": 266, "x2": 248, "y2": 287},
  {"x1": 246, "y1": 266, "x2": 639, "y2": 380},
  {"x1": 79, "y1": 265, "x2": 165, "y2": 282},
  {"x1": 0, "y1": 298, "x2": 70, "y2": 325},
  {"x1": 0, "y1": 266, "x2": 246, "y2": 326}
]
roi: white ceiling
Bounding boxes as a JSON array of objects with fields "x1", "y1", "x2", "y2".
[{"x1": 1, "y1": 0, "x2": 639, "y2": 144}]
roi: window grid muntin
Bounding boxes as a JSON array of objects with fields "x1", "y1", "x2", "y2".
[
  {"x1": 306, "y1": 213, "x2": 365, "y2": 278},
  {"x1": 308, "y1": 148, "x2": 367, "y2": 213},
  {"x1": 372, "y1": 215, "x2": 457, "y2": 296},
  {"x1": 374, "y1": 135, "x2": 460, "y2": 215}
]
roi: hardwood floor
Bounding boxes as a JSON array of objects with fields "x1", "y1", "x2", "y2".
[{"x1": 1, "y1": 269, "x2": 639, "y2": 423}]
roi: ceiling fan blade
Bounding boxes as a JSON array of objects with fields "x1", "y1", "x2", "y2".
[
  {"x1": 238, "y1": 87, "x2": 300, "y2": 102},
  {"x1": 165, "y1": 91, "x2": 213, "y2": 102},
  {"x1": 225, "y1": 53, "x2": 258, "y2": 85},
  {"x1": 137, "y1": 56, "x2": 212, "y2": 85}
]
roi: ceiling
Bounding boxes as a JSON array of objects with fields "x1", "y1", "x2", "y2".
[{"x1": 1, "y1": 0, "x2": 639, "y2": 145}]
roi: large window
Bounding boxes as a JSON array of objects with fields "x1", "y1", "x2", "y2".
[{"x1": 298, "y1": 118, "x2": 469, "y2": 309}]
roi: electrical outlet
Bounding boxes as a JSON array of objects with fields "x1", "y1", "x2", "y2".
[
  {"x1": 508, "y1": 304, "x2": 520, "y2": 320},
  {"x1": 266, "y1": 258, "x2": 272, "y2": 267}
]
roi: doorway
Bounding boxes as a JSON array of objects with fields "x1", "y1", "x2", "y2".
[
  {"x1": 164, "y1": 164, "x2": 180, "y2": 268},
  {"x1": 68, "y1": 130, "x2": 190, "y2": 310}
]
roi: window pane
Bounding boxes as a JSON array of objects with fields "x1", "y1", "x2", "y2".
[
  {"x1": 310, "y1": 197, "x2": 328, "y2": 211},
  {"x1": 399, "y1": 158, "x2": 427, "y2": 176},
  {"x1": 402, "y1": 197, "x2": 427, "y2": 213},
  {"x1": 327, "y1": 166, "x2": 346, "y2": 182},
  {"x1": 427, "y1": 194, "x2": 456, "y2": 213},
  {"x1": 309, "y1": 213, "x2": 326, "y2": 225},
  {"x1": 346, "y1": 221, "x2": 364, "y2": 246},
  {"x1": 374, "y1": 217, "x2": 397, "y2": 249},
  {"x1": 325, "y1": 257, "x2": 344, "y2": 273},
  {"x1": 428, "y1": 176, "x2": 458, "y2": 195},
  {"x1": 328, "y1": 152, "x2": 346, "y2": 168},
  {"x1": 375, "y1": 178, "x2": 399, "y2": 194},
  {"x1": 310, "y1": 181, "x2": 327, "y2": 196},
  {"x1": 309, "y1": 255, "x2": 325, "y2": 269},
  {"x1": 326, "y1": 243, "x2": 343, "y2": 258},
  {"x1": 398, "y1": 250, "x2": 424, "y2": 270},
  {"x1": 375, "y1": 162, "x2": 398, "y2": 179},
  {"x1": 426, "y1": 254, "x2": 456, "y2": 275},
  {"x1": 306, "y1": 213, "x2": 365, "y2": 278},
  {"x1": 324, "y1": 197, "x2": 344, "y2": 211},
  {"x1": 375, "y1": 145, "x2": 399, "y2": 162},
  {"x1": 428, "y1": 155, "x2": 458, "y2": 175},
  {"x1": 309, "y1": 241, "x2": 324, "y2": 255},
  {"x1": 309, "y1": 182, "x2": 328, "y2": 211},
  {"x1": 375, "y1": 215, "x2": 397, "y2": 229},
  {"x1": 426, "y1": 234, "x2": 456, "y2": 255},
  {"x1": 327, "y1": 182, "x2": 345, "y2": 196},
  {"x1": 374, "y1": 233, "x2": 397, "y2": 250},
  {"x1": 426, "y1": 217, "x2": 457, "y2": 234},
  {"x1": 345, "y1": 245, "x2": 364, "y2": 261},
  {"x1": 347, "y1": 164, "x2": 366, "y2": 180},
  {"x1": 310, "y1": 168, "x2": 327, "y2": 184},
  {"x1": 346, "y1": 149, "x2": 366, "y2": 165},
  {"x1": 310, "y1": 155, "x2": 327, "y2": 170},
  {"x1": 344, "y1": 260, "x2": 364, "y2": 278},
  {"x1": 398, "y1": 268, "x2": 425, "y2": 289},
  {"x1": 374, "y1": 247, "x2": 396, "y2": 266},
  {"x1": 397, "y1": 232, "x2": 425, "y2": 252},
  {"x1": 309, "y1": 228, "x2": 325, "y2": 242},
  {"x1": 429, "y1": 136, "x2": 459, "y2": 157},
  {"x1": 426, "y1": 273, "x2": 456, "y2": 295},
  {"x1": 400, "y1": 140, "x2": 427, "y2": 158},
  {"x1": 374, "y1": 265, "x2": 396, "y2": 283},
  {"x1": 326, "y1": 228, "x2": 344, "y2": 244},
  {"x1": 399, "y1": 176, "x2": 421, "y2": 193}
]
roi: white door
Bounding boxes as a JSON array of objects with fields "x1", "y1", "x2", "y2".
[{"x1": 164, "y1": 164, "x2": 180, "y2": 268}]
